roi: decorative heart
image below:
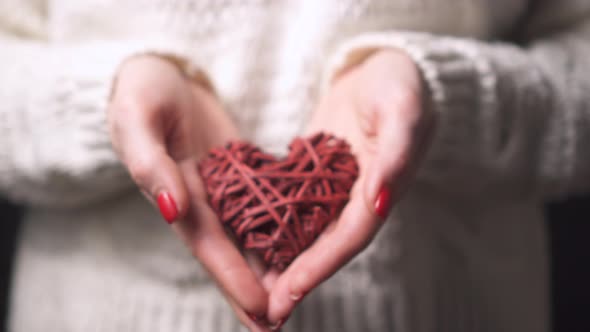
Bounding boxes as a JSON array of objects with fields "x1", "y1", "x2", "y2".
[{"x1": 198, "y1": 133, "x2": 359, "y2": 270}]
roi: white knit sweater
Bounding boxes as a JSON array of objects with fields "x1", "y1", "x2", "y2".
[{"x1": 2, "y1": 1, "x2": 590, "y2": 331}]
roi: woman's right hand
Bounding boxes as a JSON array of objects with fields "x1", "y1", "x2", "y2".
[{"x1": 107, "y1": 55, "x2": 271, "y2": 331}]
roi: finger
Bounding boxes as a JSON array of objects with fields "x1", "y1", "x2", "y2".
[
  {"x1": 109, "y1": 100, "x2": 189, "y2": 223},
  {"x1": 174, "y1": 168, "x2": 269, "y2": 319},
  {"x1": 227, "y1": 297, "x2": 272, "y2": 332},
  {"x1": 364, "y1": 90, "x2": 422, "y2": 215},
  {"x1": 173, "y1": 201, "x2": 269, "y2": 319},
  {"x1": 244, "y1": 251, "x2": 281, "y2": 292},
  {"x1": 267, "y1": 188, "x2": 381, "y2": 324},
  {"x1": 262, "y1": 268, "x2": 282, "y2": 294}
]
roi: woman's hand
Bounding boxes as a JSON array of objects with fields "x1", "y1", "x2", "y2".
[
  {"x1": 266, "y1": 49, "x2": 436, "y2": 326},
  {"x1": 107, "y1": 55, "x2": 272, "y2": 331}
]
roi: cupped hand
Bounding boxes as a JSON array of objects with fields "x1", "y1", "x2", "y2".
[
  {"x1": 266, "y1": 49, "x2": 436, "y2": 326},
  {"x1": 107, "y1": 55, "x2": 274, "y2": 331}
]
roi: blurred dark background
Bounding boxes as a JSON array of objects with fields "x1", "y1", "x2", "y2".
[
  {"x1": 0, "y1": 197, "x2": 589, "y2": 332},
  {"x1": 0, "y1": 200, "x2": 20, "y2": 332},
  {"x1": 547, "y1": 195, "x2": 590, "y2": 332}
]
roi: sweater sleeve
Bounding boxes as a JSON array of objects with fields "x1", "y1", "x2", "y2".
[
  {"x1": 0, "y1": 4, "x2": 196, "y2": 208},
  {"x1": 322, "y1": 1, "x2": 590, "y2": 200}
]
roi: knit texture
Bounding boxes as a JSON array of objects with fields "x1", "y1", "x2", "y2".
[{"x1": 2, "y1": 1, "x2": 590, "y2": 332}]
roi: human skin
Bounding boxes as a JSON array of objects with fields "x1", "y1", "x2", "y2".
[
  {"x1": 108, "y1": 55, "x2": 276, "y2": 332},
  {"x1": 266, "y1": 49, "x2": 435, "y2": 327},
  {"x1": 108, "y1": 49, "x2": 434, "y2": 331}
]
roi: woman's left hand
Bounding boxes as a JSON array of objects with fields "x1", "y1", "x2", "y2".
[{"x1": 266, "y1": 49, "x2": 436, "y2": 327}]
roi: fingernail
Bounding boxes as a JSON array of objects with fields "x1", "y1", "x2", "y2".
[
  {"x1": 268, "y1": 318, "x2": 286, "y2": 331},
  {"x1": 246, "y1": 312, "x2": 265, "y2": 323},
  {"x1": 290, "y1": 291, "x2": 306, "y2": 302},
  {"x1": 374, "y1": 185, "x2": 392, "y2": 219},
  {"x1": 157, "y1": 191, "x2": 178, "y2": 224}
]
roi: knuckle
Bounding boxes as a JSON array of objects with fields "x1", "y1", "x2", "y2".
[
  {"x1": 220, "y1": 260, "x2": 244, "y2": 278},
  {"x1": 106, "y1": 108, "x2": 127, "y2": 143},
  {"x1": 349, "y1": 231, "x2": 372, "y2": 253},
  {"x1": 116, "y1": 95, "x2": 154, "y2": 116},
  {"x1": 128, "y1": 157, "x2": 155, "y2": 187},
  {"x1": 113, "y1": 93, "x2": 166, "y2": 121}
]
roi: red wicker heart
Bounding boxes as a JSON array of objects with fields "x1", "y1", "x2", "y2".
[{"x1": 198, "y1": 133, "x2": 359, "y2": 270}]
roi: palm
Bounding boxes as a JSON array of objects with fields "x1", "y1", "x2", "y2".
[
  {"x1": 110, "y1": 56, "x2": 274, "y2": 331},
  {"x1": 174, "y1": 161, "x2": 279, "y2": 329},
  {"x1": 306, "y1": 68, "x2": 380, "y2": 200},
  {"x1": 267, "y1": 49, "x2": 433, "y2": 325},
  {"x1": 170, "y1": 89, "x2": 277, "y2": 331}
]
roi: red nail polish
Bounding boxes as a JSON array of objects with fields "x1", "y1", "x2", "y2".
[
  {"x1": 157, "y1": 192, "x2": 178, "y2": 224},
  {"x1": 374, "y1": 185, "x2": 392, "y2": 219}
]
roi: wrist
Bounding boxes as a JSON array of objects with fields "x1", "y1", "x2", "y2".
[
  {"x1": 146, "y1": 53, "x2": 217, "y2": 96},
  {"x1": 111, "y1": 52, "x2": 217, "y2": 100},
  {"x1": 330, "y1": 48, "x2": 418, "y2": 87}
]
